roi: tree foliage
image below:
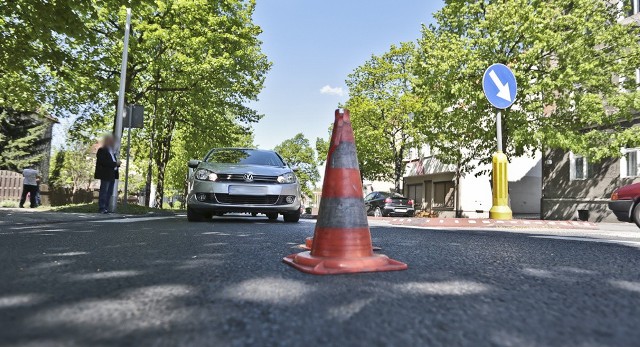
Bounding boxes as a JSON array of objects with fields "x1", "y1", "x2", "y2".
[
  {"x1": 345, "y1": 42, "x2": 425, "y2": 191},
  {"x1": 2, "y1": 0, "x2": 272, "y2": 206},
  {"x1": 0, "y1": 109, "x2": 51, "y2": 171},
  {"x1": 274, "y1": 133, "x2": 320, "y2": 198},
  {"x1": 415, "y1": 0, "x2": 640, "y2": 174}
]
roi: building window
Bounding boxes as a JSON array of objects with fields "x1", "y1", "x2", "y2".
[
  {"x1": 433, "y1": 181, "x2": 454, "y2": 208},
  {"x1": 406, "y1": 184, "x2": 423, "y2": 209},
  {"x1": 626, "y1": 0, "x2": 640, "y2": 16},
  {"x1": 621, "y1": 148, "x2": 640, "y2": 177},
  {"x1": 569, "y1": 152, "x2": 589, "y2": 180}
]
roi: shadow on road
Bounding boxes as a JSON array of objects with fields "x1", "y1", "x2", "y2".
[{"x1": 0, "y1": 220, "x2": 639, "y2": 346}]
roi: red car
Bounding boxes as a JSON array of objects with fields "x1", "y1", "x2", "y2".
[{"x1": 608, "y1": 182, "x2": 640, "y2": 228}]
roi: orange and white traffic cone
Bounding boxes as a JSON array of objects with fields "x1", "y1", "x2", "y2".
[{"x1": 283, "y1": 109, "x2": 407, "y2": 275}]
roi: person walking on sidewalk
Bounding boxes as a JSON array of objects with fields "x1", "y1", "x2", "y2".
[
  {"x1": 94, "y1": 134, "x2": 121, "y2": 213},
  {"x1": 19, "y1": 167, "x2": 40, "y2": 208}
]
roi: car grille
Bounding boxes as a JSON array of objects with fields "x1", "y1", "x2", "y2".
[
  {"x1": 216, "y1": 174, "x2": 279, "y2": 183},
  {"x1": 212, "y1": 194, "x2": 280, "y2": 205}
]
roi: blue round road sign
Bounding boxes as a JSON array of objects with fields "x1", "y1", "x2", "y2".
[{"x1": 482, "y1": 64, "x2": 517, "y2": 109}]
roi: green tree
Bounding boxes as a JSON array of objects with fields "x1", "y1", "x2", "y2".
[
  {"x1": 0, "y1": 109, "x2": 50, "y2": 171},
  {"x1": 49, "y1": 150, "x2": 66, "y2": 188},
  {"x1": 414, "y1": 0, "x2": 640, "y2": 173},
  {"x1": 67, "y1": 0, "x2": 270, "y2": 207},
  {"x1": 60, "y1": 142, "x2": 94, "y2": 193},
  {"x1": 0, "y1": 0, "x2": 99, "y2": 114},
  {"x1": 274, "y1": 133, "x2": 320, "y2": 198},
  {"x1": 315, "y1": 136, "x2": 329, "y2": 166},
  {"x1": 345, "y1": 42, "x2": 425, "y2": 191}
]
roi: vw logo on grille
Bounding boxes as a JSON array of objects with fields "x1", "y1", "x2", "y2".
[{"x1": 243, "y1": 173, "x2": 254, "y2": 182}]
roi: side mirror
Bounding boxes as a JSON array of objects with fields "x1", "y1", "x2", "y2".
[
  {"x1": 291, "y1": 165, "x2": 300, "y2": 172},
  {"x1": 188, "y1": 159, "x2": 201, "y2": 169}
]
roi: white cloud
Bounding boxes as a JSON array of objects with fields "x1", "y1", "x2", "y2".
[{"x1": 319, "y1": 85, "x2": 345, "y2": 97}]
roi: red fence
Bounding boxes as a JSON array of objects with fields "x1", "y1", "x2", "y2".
[
  {"x1": 0, "y1": 170, "x2": 96, "y2": 206},
  {"x1": 0, "y1": 170, "x2": 23, "y2": 202}
]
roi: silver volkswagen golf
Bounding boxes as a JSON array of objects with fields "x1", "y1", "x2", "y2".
[{"x1": 186, "y1": 148, "x2": 302, "y2": 222}]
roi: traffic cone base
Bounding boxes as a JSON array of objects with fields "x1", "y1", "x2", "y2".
[{"x1": 283, "y1": 251, "x2": 407, "y2": 275}]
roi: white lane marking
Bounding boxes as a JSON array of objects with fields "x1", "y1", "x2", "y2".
[
  {"x1": 531, "y1": 235, "x2": 640, "y2": 246},
  {"x1": 93, "y1": 216, "x2": 177, "y2": 223}
]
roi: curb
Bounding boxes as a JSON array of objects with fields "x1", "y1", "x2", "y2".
[
  {"x1": 0, "y1": 212, "x2": 178, "y2": 226},
  {"x1": 370, "y1": 217, "x2": 598, "y2": 230}
]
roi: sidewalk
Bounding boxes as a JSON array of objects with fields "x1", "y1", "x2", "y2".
[
  {"x1": 369, "y1": 216, "x2": 598, "y2": 230},
  {"x1": 0, "y1": 208, "x2": 174, "y2": 226}
]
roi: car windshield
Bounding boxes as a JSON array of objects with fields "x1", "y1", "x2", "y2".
[{"x1": 205, "y1": 149, "x2": 285, "y2": 167}]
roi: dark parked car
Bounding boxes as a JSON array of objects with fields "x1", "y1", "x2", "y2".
[
  {"x1": 364, "y1": 191, "x2": 415, "y2": 217},
  {"x1": 608, "y1": 182, "x2": 640, "y2": 228}
]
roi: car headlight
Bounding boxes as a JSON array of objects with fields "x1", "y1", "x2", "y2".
[
  {"x1": 195, "y1": 169, "x2": 218, "y2": 181},
  {"x1": 277, "y1": 172, "x2": 296, "y2": 184}
]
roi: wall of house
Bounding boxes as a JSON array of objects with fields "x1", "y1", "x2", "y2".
[
  {"x1": 541, "y1": 148, "x2": 640, "y2": 222},
  {"x1": 404, "y1": 172, "x2": 455, "y2": 213},
  {"x1": 458, "y1": 168, "x2": 492, "y2": 218},
  {"x1": 508, "y1": 154, "x2": 542, "y2": 215},
  {"x1": 403, "y1": 154, "x2": 542, "y2": 218}
]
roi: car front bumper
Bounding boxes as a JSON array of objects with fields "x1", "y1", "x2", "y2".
[
  {"x1": 187, "y1": 180, "x2": 301, "y2": 214},
  {"x1": 608, "y1": 199, "x2": 634, "y2": 222}
]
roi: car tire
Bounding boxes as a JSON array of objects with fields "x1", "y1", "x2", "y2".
[
  {"x1": 633, "y1": 202, "x2": 640, "y2": 229},
  {"x1": 187, "y1": 207, "x2": 205, "y2": 222},
  {"x1": 266, "y1": 213, "x2": 278, "y2": 221},
  {"x1": 284, "y1": 211, "x2": 301, "y2": 223},
  {"x1": 374, "y1": 207, "x2": 383, "y2": 218}
]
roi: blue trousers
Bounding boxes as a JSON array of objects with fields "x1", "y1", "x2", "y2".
[{"x1": 98, "y1": 179, "x2": 115, "y2": 212}]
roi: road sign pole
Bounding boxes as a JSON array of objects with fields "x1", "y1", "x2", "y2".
[
  {"x1": 483, "y1": 64, "x2": 516, "y2": 221},
  {"x1": 110, "y1": 8, "x2": 131, "y2": 212},
  {"x1": 489, "y1": 109, "x2": 512, "y2": 220},
  {"x1": 496, "y1": 110, "x2": 503, "y2": 152}
]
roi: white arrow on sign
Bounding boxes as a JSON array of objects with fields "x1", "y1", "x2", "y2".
[{"x1": 488, "y1": 69, "x2": 511, "y2": 102}]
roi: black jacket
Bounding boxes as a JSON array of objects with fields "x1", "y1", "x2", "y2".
[{"x1": 94, "y1": 147, "x2": 119, "y2": 180}]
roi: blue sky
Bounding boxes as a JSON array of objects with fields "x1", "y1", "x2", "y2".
[{"x1": 251, "y1": 0, "x2": 443, "y2": 150}]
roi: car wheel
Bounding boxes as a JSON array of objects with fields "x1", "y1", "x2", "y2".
[
  {"x1": 187, "y1": 207, "x2": 205, "y2": 222},
  {"x1": 266, "y1": 213, "x2": 278, "y2": 221},
  {"x1": 374, "y1": 207, "x2": 383, "y2": 218},
  {"x1": 284, "y1": 211, "x2": 301, "y2": 223},
  {"x1": 633, "y1": 202, "x2": 640, "y2": 229},
  {"x1": 405, "y1": 212, "x2": 415, "y2": 217}
]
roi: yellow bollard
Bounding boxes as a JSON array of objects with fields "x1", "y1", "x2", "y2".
[{"x1": 489, "y1": 151, "x2": 512, "y2": 220}]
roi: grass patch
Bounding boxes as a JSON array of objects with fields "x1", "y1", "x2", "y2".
[
  {"x1": 0, "y1": 200, "x2": 19, "y2": 208},
  {"x1": 51, "y1": 203, "x2": 178, "y2": 215}
]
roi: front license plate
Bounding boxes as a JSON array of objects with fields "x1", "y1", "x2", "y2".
[
  {"x1": 228, "y1": 185, "x2": 268, "y2": 196},
  {"x1": 395, "y1": 208, "x2": 407, "y2": 213}
]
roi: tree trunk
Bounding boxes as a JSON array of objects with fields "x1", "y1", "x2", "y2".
[
  {"x1": 154, "y1": 118, "x2": 175, "y2": 209},
  {"x1": 393, "y1": 147, "x2": 404, "y2": 193}
]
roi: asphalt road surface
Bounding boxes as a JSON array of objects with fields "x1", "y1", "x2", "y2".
[{"x1": 1, "y1": 215, "x2": 639, "y2": 347}]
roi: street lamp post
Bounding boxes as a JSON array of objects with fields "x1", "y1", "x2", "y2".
[{"x1": 110, "y1": 8, "x2": 131, "y2": 212}]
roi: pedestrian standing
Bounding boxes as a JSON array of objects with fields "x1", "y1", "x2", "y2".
[
  {"x1": 94, "y1": 134, "x2": 121, "y2": 213},
  {"x1": 19, "y1": 167, "x2": 40, "y2": 208}
]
